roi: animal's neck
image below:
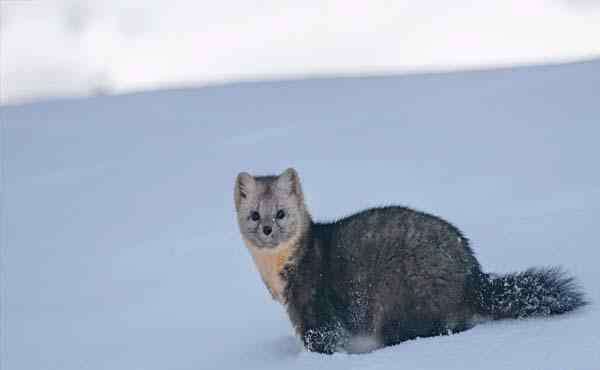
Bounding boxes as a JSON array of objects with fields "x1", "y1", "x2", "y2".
[{"x1": 243, "y1": 232, "x2": 305, "y2": 304}]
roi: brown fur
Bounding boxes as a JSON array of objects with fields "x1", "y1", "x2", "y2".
[{"x1": 243, "y1": 235, "x2": 300, "y2": 303}]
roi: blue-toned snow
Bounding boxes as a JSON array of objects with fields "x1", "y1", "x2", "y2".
[{"x1": 2, "y1": 60, "x2": 600, "y2": 370}]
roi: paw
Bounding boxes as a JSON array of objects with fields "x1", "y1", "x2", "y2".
[{"x1": 303, "y1": 327, "x2": 340, "y2": 354}]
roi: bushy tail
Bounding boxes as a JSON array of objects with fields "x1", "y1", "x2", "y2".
[{"x1": 476, "y1": 267, "x2": 587, "y2": 319}]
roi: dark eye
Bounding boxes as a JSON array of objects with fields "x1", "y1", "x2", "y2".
[
  {"x1": 276, "y1": 209, "x2": 285, "y2": 219},
  {"x1": 250, "y1": 211, "x2": 260, "y2": 221}
]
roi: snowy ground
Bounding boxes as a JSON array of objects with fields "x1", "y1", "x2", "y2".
[{"x1": 2, "y1": 59, "x2": 600, "y2": 370}]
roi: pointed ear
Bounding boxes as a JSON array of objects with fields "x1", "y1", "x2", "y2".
[
  {"x1": 276, "y1": 168, "x2": 303, "y2": 199},
  {"x1": 234, "y1": 172, "x2": 256, "y2": 209}
]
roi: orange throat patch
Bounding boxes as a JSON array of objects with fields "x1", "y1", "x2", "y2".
[{"x1": 243, "y1": 236, "x2": 299, "y2": 304}]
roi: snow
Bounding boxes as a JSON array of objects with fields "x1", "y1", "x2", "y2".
[{"x1": 2, "y1": 59, "x2": 600, "y2": 369}]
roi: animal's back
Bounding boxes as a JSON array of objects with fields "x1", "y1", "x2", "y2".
[{"x1": 320, "y1": 206, "x2": 482, "y2": 345}]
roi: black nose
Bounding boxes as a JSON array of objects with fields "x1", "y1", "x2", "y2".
[{"x1": 263, "y1": 225, "x2": 272, "y2": 236}]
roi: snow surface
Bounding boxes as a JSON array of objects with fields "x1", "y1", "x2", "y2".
[{"x1": 2, "y1": 60, "x2": 600, "y2": 370}]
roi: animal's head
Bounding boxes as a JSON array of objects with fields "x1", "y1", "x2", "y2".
[{"x1": 234, "y1": 168, "x2": 310, "y2": 249}]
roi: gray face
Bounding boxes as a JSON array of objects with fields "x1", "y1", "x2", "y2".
[{"x1": 235, "y1": 168, "x2": 306, "y2": 249}]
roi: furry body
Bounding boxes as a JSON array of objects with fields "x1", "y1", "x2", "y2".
[{"x1": 234, "y1": 169, "x2": 586, "y2": 354}]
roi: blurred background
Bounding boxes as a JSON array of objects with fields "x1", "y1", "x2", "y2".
[{"x1": 1, "y1": 0, "x2": 600, "y2": 105}]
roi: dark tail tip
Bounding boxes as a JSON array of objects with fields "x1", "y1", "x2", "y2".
[{"x1": 476, "y1": 267, "x2": 587, "y2": 319}]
